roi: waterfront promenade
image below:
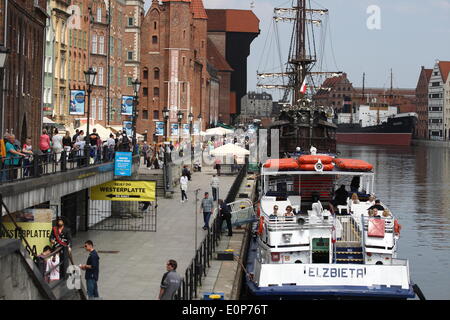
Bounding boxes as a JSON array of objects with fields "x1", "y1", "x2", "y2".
[{"x1": 70, "y1": 166, "x2": 235, "y2": 300}]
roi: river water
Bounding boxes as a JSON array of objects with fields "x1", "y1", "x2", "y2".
[{"x1": 337, "y1": 143, "x2": 450, "y2": 300}]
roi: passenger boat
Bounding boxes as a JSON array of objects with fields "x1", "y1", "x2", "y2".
[{"x1": 244, "y1": 150, "x2": 416, "y2": 299}]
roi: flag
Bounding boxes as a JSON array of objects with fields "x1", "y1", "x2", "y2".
[{"x1": 300, "y1": 78, "x2": 307, "y2": 94}]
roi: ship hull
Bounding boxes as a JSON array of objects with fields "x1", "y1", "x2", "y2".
[
  {"x1": 336, "y1": 114, "x2": 417, "y2": 146},
  {"x1": 336, "y1": 132, "x2": 412, "y2": 146}
]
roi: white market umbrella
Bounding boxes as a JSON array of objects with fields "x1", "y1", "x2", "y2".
[
  {"x1": 74, "y1": 124, "x2": 115, "y2": 141},
  {"x1": 204, "y1": 127, "x2": 234, "y2": 136},
  {"x1": 43, "y1": 116, "x2": 56, "y2": 124},
  {"x1": 210, "y1": 143, "x2": 250, "y2": 157}
]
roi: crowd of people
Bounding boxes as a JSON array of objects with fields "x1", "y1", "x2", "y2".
[{"x1": 0, "y1": 128, "x2": 137, "y2": 182}]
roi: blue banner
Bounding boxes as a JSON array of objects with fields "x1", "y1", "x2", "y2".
[
  {"x1": 121, "y1": 95, "x2": 134, "y2": 116},
  {"x1": 69, "y1": 90, "x2": 85, "y2": 115},
  {"x1": 155, "y1": 121, "x2": 164, "y2": 136},
  {"x1": 170, "y1": 123, "x2": 179, "y2": 137},
  {"x1": 114, "y1": 152, "x2": 133, "y2": 176},
  {"x1": 182, "y1": 124, "x2": 190, "y2": 137},
  {"x1": 123, "y1": 121, "x2": 133, "y2": 137}
]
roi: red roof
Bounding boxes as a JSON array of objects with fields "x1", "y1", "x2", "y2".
[
  {"x1": 206, "y1": 9, "x2": 259, "y2": 33},
  {"x1": 190, "y1": 0, "x2": 207, "y2": 19},
  {"x1": 207, "y1": 38, "x2": 233, "y2": 72},
  {"x1": 425, "y1": 69, "x2": 433, "y2": 82},
  {"x1": 438, "y1": 61, "x2": 450, "y2": 83}
]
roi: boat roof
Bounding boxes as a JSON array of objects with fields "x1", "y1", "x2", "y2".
[{"x1": 261, "y1": 167, "x2": 374, "y2": 177}]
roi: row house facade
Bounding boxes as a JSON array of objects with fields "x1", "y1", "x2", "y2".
[
  {"x1": 0, "y1": 0, "x2": 48, "y2": 146},
  {"x1": 415, "y1": 66, "x2": 432, "y2": 139},
  {"x1": 428, "y1": 61, "x2": 450, "y2": 140}
]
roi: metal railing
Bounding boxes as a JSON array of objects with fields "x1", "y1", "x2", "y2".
[
  {"x1": 336, "y1": 215, "x2": 361, "y2": 243},
  {"x1": 0, "y1": 145, "x2": 120, "y2": 185}
]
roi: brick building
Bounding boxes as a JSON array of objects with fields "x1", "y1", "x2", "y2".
[
  {"x1": 314, "y1": 73, "x2": 356, "y2": 112},
  {"x1": 415, "y1": 66, "x2": 433, "y2": 139},
  {"x1": 206, "y1": 9, "x2": 259, "y2": 125},
  {"x1": 0, "y1": 0, "x2": 48, "y2": 145}
]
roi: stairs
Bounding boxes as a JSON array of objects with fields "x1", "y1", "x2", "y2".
[
  {"x1": 137, "y1": 171, "x2": 165, "y2": 197},
  {"x1": 335, "y1": 246, "x2": 364, "y2": 264}
]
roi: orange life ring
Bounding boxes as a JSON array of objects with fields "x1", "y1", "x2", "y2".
[
  {"x1": 257, "y1": 216, "x2": 264, "y2": 235},
  {"x1": 298, "y1": 155, "x2": 333, "y2": 165},
  {"x1": 394, "y1": 219, "x2": 401, "y2": 234}
]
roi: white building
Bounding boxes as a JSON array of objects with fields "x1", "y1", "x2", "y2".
[
  {"x1": 241, "y1": 92, "x2": 273, "y2": 118},
  {"x1": 338, "y1": 104, "x2": 397, "y2": 127},
  {"x1": 428, "y1": 61, "x2": 450, "y2": 140}
]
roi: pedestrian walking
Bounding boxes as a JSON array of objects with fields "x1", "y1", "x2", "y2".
[
  {"x1": 214, "y1": 158, "x2": 221, "y2": 176},
  {"x1": 142, "y1": 141, "x2": 149, "y2": 165},
  {"x1": 159, "y1": 259, "x2": 181, "y2": 300},
  {"x1": 22, "y1": 138, "x2": 33, "y2": 177},
  {"x1": 62, "y1": 131, "x2": 72, "y2": 153},
  {"x1": 106, "y1": 134, "x2": 116, "y2": 161},
  {"x1": 180, "y1": 174, "x2": 188, "y2": 202},
  {"x1": 200, "y1": 192, "x2": 214, "y2": 230},
  {"x1": 46, "y1": 249, "x2": 60, "y2": 283},
  {"x1": 218, "y1": 199, "x2": 233, "y2": 236},
  {"x1": 4, "y1": 134, "x2": 25, "y2": 180},
  {"x1": 79, "y1": 240, "x2": 100, "y2": 300},
  {"x1": 211, "y1": 174, "x2": 219, "y2": 201}
]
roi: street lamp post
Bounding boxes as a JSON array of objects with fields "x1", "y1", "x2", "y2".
[
  {"x1": 132, "y1": 78, "x2": 141, "y2": 154},
  {"x1": 188, "y1": 112, "x2": 194, "y2": 165},
  {"x1": 0, "y1": 46, "x2": 9, "y2": 137},
  {"x1": 84, "y1": 67, "x2": 97, "y2": 139},
  {"x1": 162, "y1": 107, "x2": 170, "y2": 165},
  {"x1": 177, "y1": 111, "x2": 183, "y2": 156}
]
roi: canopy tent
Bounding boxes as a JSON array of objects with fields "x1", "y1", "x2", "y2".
[
  {"x1": 217, "y1": 122, "x2": 235, "y2": 130},
  {"x1": 204, "y1": 127, "x2": 234, "y2": 136},
  {"x1": 43, "y1": 116, "x2": 55, "y2": 124},
  {"x1": 210, "y1": 143, "x2": 250, "y2": 157},
  {"x1": 72, "y1": 124, "x2": 115, "y2": 141}
]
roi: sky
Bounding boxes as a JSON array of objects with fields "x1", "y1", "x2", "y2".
[{"x1": 145, "y1": 0, "x2": 450, "y2": 97}]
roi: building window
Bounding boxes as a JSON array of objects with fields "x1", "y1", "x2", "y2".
[
  {"x1": 92, "y1": 98, "x2": 97, "y2": 120},
  {"x1": 153, "y1": 87, "x2": 160, "y2": 97},
  {"x1": 432, "y1": 82, "x2": 440, "y2": 87},
  {"x1": 98, "y1": 67, "x2": 104, "y2": 86},
  {"x1": 154, "y1": 68, "x2": 159, "y2": 80},
  {"x1": 154, "y1": 21, "x2": 157, "y2": 30},
  {"x1": 143, "y1": 69, "x2": 148, "y2": 79},
  {"x1": 143, "y1": 87, "x2": 148, "y2": 97},
  {"x1": 127, "y1": 77, "x2": 133, "y2": 86},
  {"x1": 127, "y1": 51, "x2": 133, "y2": 60},
  {"x1": 98, "y1": 98, "x2": 103, "y2": 120},
  {"x1": 143, "y1": 110, "x2": 148, "y2": 119},
  {"x1": 152, "y1": 36, "x2": 158, "y2": 44},
  {"x1": 99, "y1": 36, "x2": 105, "y2": 54},
  {"x1": 153, "y1": 110, "x2": 159, "y2": 119},
  {"x1": 128, "y1": 17, "x2": 134, "y2": 26},
  {"x1": 97, "y1": 7, "x2": 102, "y2": 23},
  {"x1": 92, "y1": 34, "x2": 97, "y2": 54}
]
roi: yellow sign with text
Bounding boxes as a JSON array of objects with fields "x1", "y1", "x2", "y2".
[
  {"x1": 90, "y1": 180, "x2": 156, "y2": 202},
  {"x1": 0, "y1": 222, "x2": 52, "y2": 257}
]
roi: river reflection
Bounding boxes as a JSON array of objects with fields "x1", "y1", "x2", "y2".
[{"x1": 337, "y1": 143, "x2": 450, "y2": 300}]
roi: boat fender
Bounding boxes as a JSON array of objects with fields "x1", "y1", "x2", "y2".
[
  {"x1": 256, "y1": 203, "x2": 261, "y2": 217},
  {"x1": 258, "y1": 216, "x2": 264, "y2": 235},
  {"x1": 394, "y1": 219, "x2": 401, "y2": 234}
]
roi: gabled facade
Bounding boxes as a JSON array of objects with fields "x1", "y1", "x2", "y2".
[
  {"x1": 428, "y1": 61, "x2": 450, "y2": 140},
  {"x1": 415, "y1": 66, "x2": 432, "y2": 139}
]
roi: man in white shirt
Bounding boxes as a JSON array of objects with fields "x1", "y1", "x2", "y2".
[
  {"x1": 211, "y1": 175, "x2": 219, "y2": 201},
  {"x1": 106, "y1": 134, "x2": 115, "y2": 161},
  {"x1": 180, "y1": 174, "x2": 188, "y2": 202}
]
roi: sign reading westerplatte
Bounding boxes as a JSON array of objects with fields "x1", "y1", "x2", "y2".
[{"x1": 90, "y1": 181, "x2": 157, "y2": 202}]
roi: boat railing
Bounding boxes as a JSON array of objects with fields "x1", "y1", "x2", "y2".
[
  {"x1": 263, "y1": 213, "x2": 306, "y2": 231},
  {"x1": 362, "y1": 216, "x2": 395, "y2": 232},
  {"x1": 335, "y1": 215, "x2": 362, "y2": 243}
]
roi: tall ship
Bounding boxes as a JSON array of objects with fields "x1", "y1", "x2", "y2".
[
  {"x1": 244, "y1": 0, "x2": 418, "y2": 300},
  {"x1": 257, "y1": 1, "x2": 339, "y2": 154}
]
